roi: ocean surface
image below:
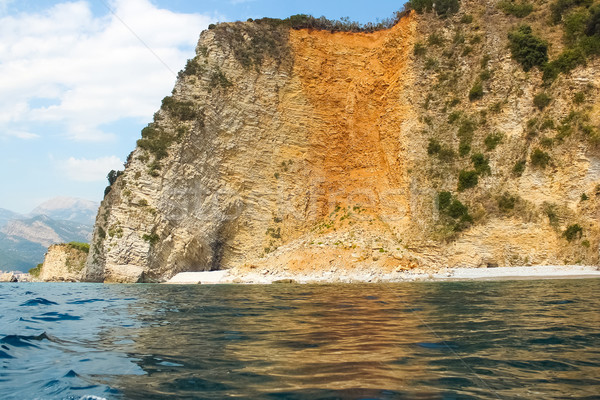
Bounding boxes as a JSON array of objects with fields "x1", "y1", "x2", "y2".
[{"x1": 1, "y1": 280, "x2": 599, "y2": 400}]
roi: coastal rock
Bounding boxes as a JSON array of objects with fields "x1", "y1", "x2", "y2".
[
  {"x1": 0, "y1": 272, "x2": 17, "y2": 282},
  {"x1": 85, "y1": 2, "x2": 600, "y2": 282},
  {"x1": 36, "y1": 243, "x2": 88, "y2": 282}
]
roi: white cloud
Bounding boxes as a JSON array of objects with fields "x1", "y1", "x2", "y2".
[
  {"x1": 4, "y1": 130, "x2": 39, "y2": 140},
  {"x1": 58, "y1": 156, "x2": 123, "y2": 182},
  {"x1": 0, "y1": 0, "x2": 215, "y2": 141}
]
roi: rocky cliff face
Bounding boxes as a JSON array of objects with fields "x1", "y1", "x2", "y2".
[
  {"x1": 38, "y1": 244, "x2": 87, "y2": 282},
  {"x1": 85, "y1": 0, "x2": 600, "y2": 282}
]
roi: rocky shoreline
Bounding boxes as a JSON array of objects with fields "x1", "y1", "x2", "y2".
[{"x1": 165, "y1": 265, "x2": 600, "y2": 285}]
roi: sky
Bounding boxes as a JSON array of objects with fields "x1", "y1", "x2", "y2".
[{"x1": 0, "y1": 0, "x2": 406, "y2": 214}]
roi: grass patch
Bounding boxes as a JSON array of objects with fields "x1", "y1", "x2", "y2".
[
  {"x1": 563, "y1": 223, "x2": 583, "y2": 241},
  {"x1": 484, "y1": 132, "x2": 504, "y2": 151}
]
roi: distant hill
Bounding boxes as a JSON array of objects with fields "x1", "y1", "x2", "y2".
[
  {"x1": 30, "y1": 197, "x2": 98, "y2": 225},
  {"x1": 0, "y1": 197, "x2": 98, "y2": 272}
]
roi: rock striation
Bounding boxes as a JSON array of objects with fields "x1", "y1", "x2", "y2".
[{"x1": 85, "y1": 0, "x2": 600, "y2": 282}]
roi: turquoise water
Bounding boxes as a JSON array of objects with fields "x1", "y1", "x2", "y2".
[{"x1": 1, "y1": 280, "x2": 599, "y2": 399}]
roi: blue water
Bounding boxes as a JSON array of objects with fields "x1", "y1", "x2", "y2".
[{"x1": 1, "y1": 280, "x2": 599, "y2": 399}]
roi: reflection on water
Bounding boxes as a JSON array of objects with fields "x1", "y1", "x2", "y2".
[{"x1": 1, "y1": 280, "x2": 599, "y2": 399}]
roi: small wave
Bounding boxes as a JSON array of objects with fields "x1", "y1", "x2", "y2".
[
  {"x1": 67, "y1": 299, "x2": 104, "y2": 305},
  {"x1": 20, "y1": 298, "x2": 58, "y2": 306},
  {"x1": 79, "y1": 396, "x2": 107, "y2": 400},
  {"x1": 31, "y1": 312, "x2": 81, "y2": 322},
  {"x1": 0, "y1": 349, "x2": 14, "y2": 359},
  {"x1": 0, "y1": 332, "x2": 51, "y2": 347}
]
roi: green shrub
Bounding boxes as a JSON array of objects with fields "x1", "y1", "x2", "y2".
[
  {"x1": 424, "y1": 58, "x2": 438, "y2": 70},
  {"x1": 178, "y1": 57, "x2": 206, "y2": 78},
  {"x1": 142, "y1": 233, "x2": 160, "y2": 245},
  {"x1": 530, "y1": 148, "x2": 551, "y2": 168},
  {"x1": 484, "y1": 132, "x2": 504, "y2": 151},
  {"x1": 499, "y1": 1, "x2": 534, "y2": 18},
  {"x1": 407, "y1": 0, "x2": 461, "y2": 17},
  {"x1": 543, "y1": 202, "x2": 560, "y2": 227},
  {"x1": 137, "y1": 124, "x2": 174, "y2": 161},
  {"x1": 428, "y1": 32, "x2": 445, "y2": 46},
  {"x1": 581, "y1": 193, "x2": 589, "y2": 201},
  {"x1": 209, "y1": 68, "x2": 233, "y2": 90},
  {"x1": 438, "y1": 191, "x2": 452, "y2": 210},
  {"x1": 161, "y1": 96, "x2": 197, "y2": 121},
  {"x1": 458, "y1": 170, "x2": 479, "y2": 191},
  {"x1": 414, "y1": 42, "x2": 426, "y2": 56},
  {"x1": 564, "y1": 8, "x2": 591, "y2": 43},
  {"x1": 574, "y1": 92, "x2": 585, "y2": 104},
  {"x1": 438, "y1": 146, "x2": 457, "y2": 162},
  {"x1": 67, "y1": 242, "x2": 90, "y2": 253},
  {"x1": 461, "y1": 14, "x2": 474, "y2": 23},
  {"x1": 29, "y1": 263, "x2": 43, "y2": 277},
  {"x1": 459, "y1": 139, "x2": 471, "y2": 156},
  {"x1": 540, "y1": 136, "x2": 554, "y2": 148},
  {"x1": 471, "y1": 153, "x2": 491, "y2": 175},
  {"x1": 543, "y1": 47, "x2": 586, "y2": 80},
  {"x1": 427, "y1": 138, "x2": 442, "y2": 155},
  {"x1": 469, "y1": 81, "x2": 484, "y2": 101},
  {"x1": 586, "y1": 5, "x2": 600, "y2": 35},
  {"x1": 448, "y1": 111, "x2": 462, "y2": 124},
  {"x1": 479, "y1": 69, "x2": 492, "y2": 81},
  {"x1": 563, "y1": 223, "x2": 583, "y2": 241},
  {"x1": 508, "y1": 25, "x2": 549, "y2": 71},
  {"x1": 533, "y1": 92, "x2": 552, "y2": 110},
  {"x1": 437, "y1": 191, "x2": 473, "y2": 231},
  {"x1": 513, "y1": 159, "x2": 527, "y2": 176},
  {"x1": 550, "y1": 0, "x2": 593, "y2": 24},
  {"x1": 497, "y1": 192, "x2": 517, "y2": 212}
]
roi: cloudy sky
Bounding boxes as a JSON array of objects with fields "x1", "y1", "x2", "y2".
[{"x1": 0, "y1": 0, "x2": 405, "y2": 213}]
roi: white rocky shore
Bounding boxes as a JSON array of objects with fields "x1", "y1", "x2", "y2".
[{"x1": 165, "y1": 265, "x2": 600, "y2": 285}]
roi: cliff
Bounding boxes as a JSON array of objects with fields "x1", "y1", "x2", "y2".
[
  {"x1": 85, "y1": 0, "x2": 600, "y2": 283},
  {"x1": 36, "y1": 243, "x2": 88, "y2": 282}
]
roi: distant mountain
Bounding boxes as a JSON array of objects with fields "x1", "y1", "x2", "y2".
[
  {"x1": 1, "y1": 215, "x2": 92, "y2": 247},
  {"x1": 0, "y1": 208, "x2": 19, "y2": 228},
  {"x1": 0, "y1": 197, "x2": 98, "y2": 272},
  {"x1": 0, "y1": 232, "x2": 47, "y2": 271},
  {"x1": 30, "y1": 197, "x2": 99, "y2": 225}
]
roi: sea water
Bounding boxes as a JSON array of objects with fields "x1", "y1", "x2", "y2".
[{"x1": 0, "y1": 280, "x2": 599, "y2": 399}]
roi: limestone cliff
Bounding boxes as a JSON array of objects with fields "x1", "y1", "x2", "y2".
[
  {"x1": 85, "y1": 0, "x2": 600, "y2": 282},
  {"x1": 38, "y1": 244, "x2": 88, "y2": 282}
]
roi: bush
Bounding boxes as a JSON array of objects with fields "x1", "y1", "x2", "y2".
[
  {"x1": 498, "y1": 1, "x2": 534, "y2": 18},
  {"x1": 438, "y1": 147, "x2": 457, "y2": 162},
  {"x1": 407, "y1": 0, "x2": 461, "y2": 17},
  {"x1": 458, "y1": 170, "x2": 479, "y2": 191},
  {"x1": 438, "y1": 191, "x2": 452, "y2": 210},
  {"x1": 513, "y1": 159, "x2": 526, "y2": 176},
  {"x1": 563, "y1": 223, "x2": 583, "y2": 241},
  {"x1": 414, "y1": 42, "x2": 426, "y2": 56},
  {"x1": 209, "y1": 69, "x2": 233, "y2": 90},
  {"x1": 137, "y1": 124, "x2": 174, "y2": 161},
  {"x1": 469, "y1": 81, "x2": 484, "y2": 101},
  {"x1": 67, "y1": 242, "x2": 90, "y2": 253},
  {"x1": 508, "y1": 25, "x2": 549, "y2": 71},
  {"x1": 471, "y1": 153, "x2": 491, "y2": 175},
  {"x1": 178, "y1": 57, "x2": 206, "y2": 78},
  {"x1": 586, "y1": 5, "x2": 600, "y2": 36},
  {"x1": 497, "y1": 192, "x2": 517, "y2": 212},
  {"x1": 427, "y1": 138, "x2": 442, "y2": 155},
  {"x1": 437, "y1": 191, "x2": 473, "y2": 231},
  {"x1": 533, "y1": 92, "x2": 552, "y2": 110},
  {"x1": 161, "y1": 96, "x2": 197, "y2": 121},
  {"x1": 428, "y1": 32, "x2": 445, "y2": 46},
  {"x1": 142, "y1": 233, "x2": 160, "y2": 245},
  {"x1": 448, "y1": 111, "x2": 462, "y2": 124},
  {"x1": 484, "y1": 132, "x2": 504, "y2": 151},
  {"x1": 530, "y1": 148, "x2": 551, "y2": 168},
  {"x1": 29, "y1": 263, "x2": 43, "y2": 277},
  {"x1": 461, "y1": 14, "x2": 474, "y2": 23},
  {"x1": 550, "y1": 0, "x2": 593, "y2": 24}
]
